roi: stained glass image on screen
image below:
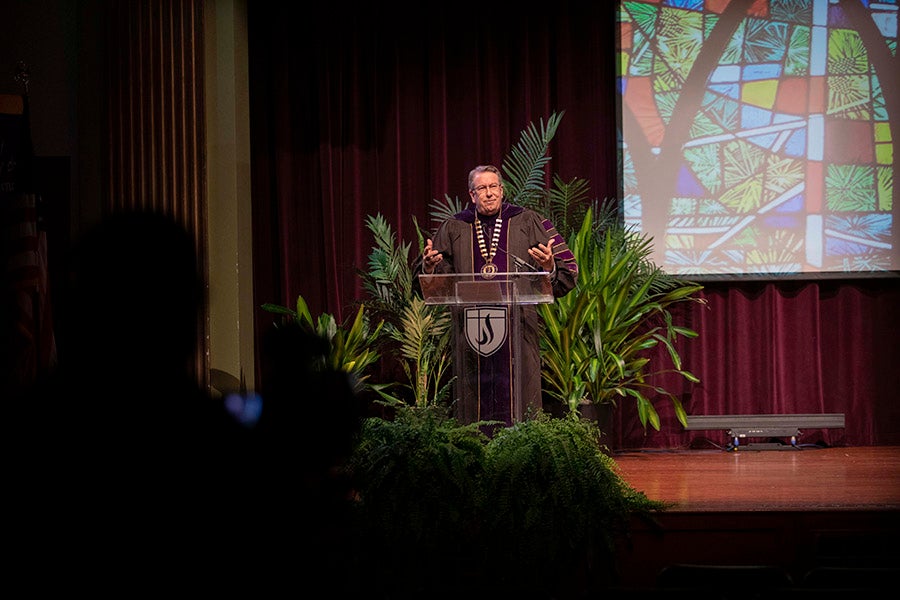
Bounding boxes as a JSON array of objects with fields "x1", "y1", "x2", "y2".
[{"x1": 617, "y1": 0, "x2": 897, "y2": 277}]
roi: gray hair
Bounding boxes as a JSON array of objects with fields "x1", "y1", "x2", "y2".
[{"x1": 467, "y1": 165, "x2": 503, "y2": 191}]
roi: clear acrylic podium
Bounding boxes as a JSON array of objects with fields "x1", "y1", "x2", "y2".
[{"x1": 419, "y1": 272, "x2": 554, "y2": 426}]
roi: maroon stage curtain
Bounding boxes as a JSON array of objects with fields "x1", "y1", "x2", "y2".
[
  {"x1": 247, "y1": 3, "x2": 899, "y2": 447},
  {"x1": 247, "y1": 2, "x2": 618, "y2": 322},
  {"x1": 608, "y1": 279, "x2": 900, "y2": 450}
]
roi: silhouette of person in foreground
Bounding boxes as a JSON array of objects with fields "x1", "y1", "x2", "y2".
[
  {"x1": 250, "y1": 321, "x2": 367, "y2": 592},
  {"x1": 7, "y1": 210, "x2": 240, "y2": 591},
  {"x1": 6, "y1": 209, "x2": 366, "y2": 593},
  {"x1": 36, "y1": 209, "x2": 225, "y2": 460}
]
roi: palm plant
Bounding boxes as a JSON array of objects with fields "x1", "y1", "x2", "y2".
[
  {"x1": 357, "y1": 213, "x2": 454, "y2": 407},
  {"x1": 500, "y1": 110, "x2": 594, "y2": 234}
]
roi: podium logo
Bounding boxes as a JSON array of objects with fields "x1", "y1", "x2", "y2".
[{"x1": 464, "y1": 307, "x2": 508, "y2": 357}]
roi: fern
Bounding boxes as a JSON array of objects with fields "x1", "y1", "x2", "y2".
[{"x1": 349, "y1": 407, "x2": 664, "y2": 595}]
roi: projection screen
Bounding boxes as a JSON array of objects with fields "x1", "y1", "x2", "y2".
[{"x1": 616, "y1": 0, "x2": 897, "y2": 279}]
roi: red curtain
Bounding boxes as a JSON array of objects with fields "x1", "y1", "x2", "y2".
[
  {"x1": 248, "y1": 2, "x2": 618, "y2": 321},
  {"x1": 247, "y1": 2, "x2": 900, "y2": 447},
  {"x1": 609, "y1": 279, "x2": 900, "y2": 449}
]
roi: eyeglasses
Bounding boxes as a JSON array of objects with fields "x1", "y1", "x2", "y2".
[{"x1": 472, "y1": 183, "x2": 502, "y2": 195}]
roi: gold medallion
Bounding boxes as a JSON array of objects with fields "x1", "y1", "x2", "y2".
[
  {"x1": 481, "y1": 262, "x2": 498, "y2": 278},
  {"x1": 475, "y1": 214, "x2": 503, "y2": 280}
]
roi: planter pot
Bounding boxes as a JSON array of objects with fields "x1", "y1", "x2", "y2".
[{"x1": 579, "y1": 401, "x2": 613, "y2": 433}]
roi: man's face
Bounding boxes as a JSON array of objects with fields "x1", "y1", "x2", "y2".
[{"x1": 469, "y1": 171, "x2": 504, "y2": 216}]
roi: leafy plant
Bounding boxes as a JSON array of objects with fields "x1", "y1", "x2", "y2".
[
  {"x1": 500, "y1": 110, "x2": 595, "y2": 236},
  {"x1": 539, "y1": 202, "x2": 706, "y2": 430},
  {"x1": 482, "y1": 412, "x2": 662, "y2": 595},
  {"x1": 260, "y1": 295, "x2": 383, "y2": 396},
  {"x1": 383, "y1": 295, "x2": 454, "y2": 407},
  {"x1": 539, "y1": 206, "x2": 600, "y2": 412},
  {"x1": 359, "y1": 213, "x2": 416, "y2": 315},
  {"x1": 357, "y1": 213, "x2": 454, "y2": 407},
  {"x1": 347, "y1": 404, "x2": 490, "y2": 594},
  {"x1": 347, "y1": 406, "x2": 663, "y2": 596}
]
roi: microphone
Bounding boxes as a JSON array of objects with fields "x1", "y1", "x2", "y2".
[
  {"x1": 479, "y1": 223, "x2": 545, "y2": 272},
  {"x1": 493, "y1": 244, "x2": 539, "y2": 272}
]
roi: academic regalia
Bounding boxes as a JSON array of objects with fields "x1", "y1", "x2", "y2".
[{"x1": 420, "y1": 201, "x2": 577, "y2": 429}]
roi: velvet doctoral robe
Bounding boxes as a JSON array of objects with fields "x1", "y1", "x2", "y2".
[{"x1": 416, "y1": 202, "x2": 577, "y2": 430}]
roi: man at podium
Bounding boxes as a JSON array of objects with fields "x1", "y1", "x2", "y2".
[{"x1": 417, "y1": 165, "x2": 577, "y2": 429}]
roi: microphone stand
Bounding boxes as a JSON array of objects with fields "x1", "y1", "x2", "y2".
[
  {"x1": 493, "y1": 244, "x2": 539, "y2": 272},
  {"x1": 479, "y1": 223, "x2": 546, "y2": 272}
]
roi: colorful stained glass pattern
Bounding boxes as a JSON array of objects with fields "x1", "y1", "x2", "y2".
[{"x1": 617, "y1": 0, "x2": 897, "y2": 276}]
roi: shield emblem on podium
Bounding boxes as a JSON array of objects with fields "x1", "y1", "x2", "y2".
[{"x1": 464, "y1": 307, "x2": 508, "y2": 357}]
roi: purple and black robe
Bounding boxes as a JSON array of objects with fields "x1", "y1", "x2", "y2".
[{"x1": 418, "y1": 202, "x2": 577, "y2": 430}]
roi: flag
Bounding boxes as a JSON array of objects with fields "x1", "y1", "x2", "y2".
[{"x1": 1, "y1": 93, "x2": 57, "y2": 397}]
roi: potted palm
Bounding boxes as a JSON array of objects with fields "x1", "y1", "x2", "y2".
[{"x1": 356, "y1": 213, "x2": 455, "y2": 408}]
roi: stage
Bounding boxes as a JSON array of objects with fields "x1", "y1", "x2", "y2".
[
  {"x1": 613, "y1": 445, "x2": 900, "y2": 512},
  {"x1": 607, "y1": 446, "x2": 900, "y2": 594}
]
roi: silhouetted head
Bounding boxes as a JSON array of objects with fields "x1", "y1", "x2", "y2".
[{"x1": 68, "y1": 209, "x2": 202, "y2": 374}]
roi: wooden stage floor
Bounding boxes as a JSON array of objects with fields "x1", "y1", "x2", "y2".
[
  {"x1": 606, "y1": 446, "x2": 900, "y2": 592},
  {"x1": 611, "y1": 445, "x2": 900, "y2": 512}
]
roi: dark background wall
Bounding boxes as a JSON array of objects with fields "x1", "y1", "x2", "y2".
[
  {"x1": 3, "y1": 1, "x2": 108, "y2": 348},
  {"x1": 2, "y1": 0, "x2": 106, "y2": 231}
]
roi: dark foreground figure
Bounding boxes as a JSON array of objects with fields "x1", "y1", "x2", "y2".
[{"x1": 5, "y1": 210, "x2": 364, "y2": 594}]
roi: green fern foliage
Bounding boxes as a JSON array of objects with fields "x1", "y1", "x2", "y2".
[
  {"x1": 348, "y1": 405, "x2": 490, "y2": 592},
  {"x1": 348, "y1": 406, "x2": 664, "y2": 596},
  {"x1": 483, "y1": 413, "x2": 661, "y2": 591}
]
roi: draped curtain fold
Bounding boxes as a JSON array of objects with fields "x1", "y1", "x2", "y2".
[
  {"x1": 248, "y1": 2, "x2": 899, "y2": 447},
  {"x1": 104, "y1": 0, "x2": 208, "y2": 386}
]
